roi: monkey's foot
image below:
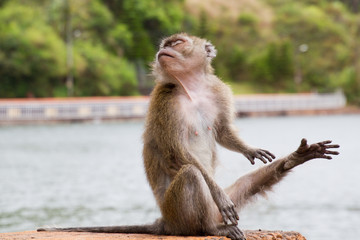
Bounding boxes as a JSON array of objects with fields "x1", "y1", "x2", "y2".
[{"x1": 217, "y1": 225, "x2": 245, "y2": 240}]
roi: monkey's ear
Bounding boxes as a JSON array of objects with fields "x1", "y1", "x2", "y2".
[{"x1": 205, "y1": 42, "x2": 217, "y2": 59}]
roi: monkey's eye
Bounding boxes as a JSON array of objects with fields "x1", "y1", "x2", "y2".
[
  {"x1": 170, "y1": 39, "x2": 185, "y2": 47},
  {"x1": 162, "y1": 38, "x2": 185, "y2": 49}
]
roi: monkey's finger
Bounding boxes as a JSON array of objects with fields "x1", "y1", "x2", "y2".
[
  {"x1": 261, "y1": 150, "x2": 275, "y2": 162},
  {"x1": 228, "y1": 227, "x2": 244, "y2": 240},
  {"x1": 231, "y1": 207, "x2": 240, "y2": 222},
  {"x1": 300, "y1": 138, "x2": 308, "y2": 147},
  {"x1": 263, "y1": 149, "x2": 276, "y2": 159},
  {"x1": 228, "y1": 230, "x2": 239, "y2": 240},
  {"x1": 319, "y1": 140, "x2": 332, "y2": 145},
  {"x1": 296, "y1": 138, "x2": 309, "y2": 153},
  {"x1": 226, "y1": 208, "x2": 238, "y2": 225},
  {"x1": 220, "y1": 210, "x2": 231, "y2": 225},
  {"x1": 318, "y1": 155, "x2": 333, "y2": 160},
  {"x1": 222, "y1": 205, "x2": 238, "y2": 225},
  {"x1": 227, "y1": 231, "x2": 235, "y2": 240},
  {"x1": 247, "y1": 156, "x2": 255, "y2": 165},
  {"x1": 234, "y1": 228, "x2": 245, "y2": 240},
  {"x1": 256, "y1": 154, "x2": 268, "y2": 164},
  {"x1": 229, "y1": 215, "x2": 238, "y2": 226},
  {"x1": 324, "y1": 150, "x2": 339, "y2": 155},
  {"x1": 324, "y1": 144, "x2": 340, "y2": 149}
]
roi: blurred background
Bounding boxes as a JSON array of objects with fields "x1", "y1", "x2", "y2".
[
  {"x1": 0, "y1": 0, "x2": 359, "y2": 101},
  {"x1": 1, "y1": 0, "x2": 360, "y2": 240}
]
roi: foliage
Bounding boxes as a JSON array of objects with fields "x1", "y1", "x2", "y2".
[
  {"x1": 0, "y1": 0, "x2": 359, "y2": 105},
  {"x1": 200, "y1": 0, "x2": 360, "y2": 102},
  {"x1": 0, "y1": 0, "x2": 185, "y2": 97},
  {"x1": 0, "y1": 3, "x2": 66, "y2": 97},
  {"x1": 74, "y1": 41, "x2": 137, "y2": 96},
  {"x1": 249, "y1": 40, "x2": 294, "y2": 89}
]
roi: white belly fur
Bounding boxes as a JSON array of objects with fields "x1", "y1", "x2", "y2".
[
  {"x1": 188, "y1": 123, "x2": 215, "y2": 170},
  {"x1": 178, "y1": 93, "x2": 218, "y2": 172}
]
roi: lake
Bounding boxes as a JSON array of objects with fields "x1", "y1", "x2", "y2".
[{"x1": 0, "y1": 115, "x2": 359, "y2": 240}]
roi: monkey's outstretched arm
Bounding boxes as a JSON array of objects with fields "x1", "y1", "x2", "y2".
[
  {"x1": 215, "y1": 123, "x2": 275, "y2": 164},
  {"x1": 224, "y1": 138, "x2": 339, "y2": 211}
]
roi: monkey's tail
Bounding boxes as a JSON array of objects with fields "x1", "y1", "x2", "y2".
[{"x1": 37, "y1": 219, "x2": 166, "y2": 235}]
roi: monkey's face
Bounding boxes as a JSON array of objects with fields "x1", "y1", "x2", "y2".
[{"x1": 154, "y1": 33, "x2": 217, "y2": 78}]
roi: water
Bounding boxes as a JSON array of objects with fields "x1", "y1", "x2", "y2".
[{"x1": 0, "y1": 115, "x2": 359, "y2": 239}]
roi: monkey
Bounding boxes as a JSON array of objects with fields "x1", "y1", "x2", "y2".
[{"x1": 38, "y1": 33, "x2": 340, "y2": 240}]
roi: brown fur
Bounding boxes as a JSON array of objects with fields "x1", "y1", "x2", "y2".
[{"x1": 38, "y1": 34, "x2": 339, "y2": 240}]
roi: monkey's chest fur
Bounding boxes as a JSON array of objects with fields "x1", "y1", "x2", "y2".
[{"x1": 177, "y1": 92, "x2": 218, "y2": 171}]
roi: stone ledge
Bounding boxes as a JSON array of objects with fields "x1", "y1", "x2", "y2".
[{"x1": 0, "y1": 230, "x2": 306, "y2": 240}]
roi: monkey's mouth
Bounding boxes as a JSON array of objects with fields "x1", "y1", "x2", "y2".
[{"x1": 158, "y1": 50, "x2": 175, "y2": 59}]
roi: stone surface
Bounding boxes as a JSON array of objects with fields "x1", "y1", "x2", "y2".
[{"x1": 0, "y1": 230, "x2": 306, "y2": 240}]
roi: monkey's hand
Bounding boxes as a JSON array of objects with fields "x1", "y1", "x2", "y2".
[
  {"x1": 284, "y1": 138, "x2": 340, "y2": 170},
  {"x1": 214, "y1": 191, "x2": 239, "y2": 226},
  {"x1": 244, "y1": 148, "x2": 275, "y2": 165}
]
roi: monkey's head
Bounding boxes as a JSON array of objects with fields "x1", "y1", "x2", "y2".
[{"x1": 152, "y1": 33, "x2": 217, "y2": 82}]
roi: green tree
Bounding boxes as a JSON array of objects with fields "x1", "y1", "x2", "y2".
[
  {"x1": 249, "y1": 40, "x2": 294, "y2": 90},
  {"x1": 1, "y1": 0, "x2": 359, "y2": 104},
  {"x1": 74, "y1": 41, "x2": 137, "y2": 96},
  {"x1": 274, "y1": 3, "x2": 351, "y2": 91},
  {"x1": 0, "y1": 0, "x2": 140, "y2": 97},
  {"x1": 0, "y1": 3, "x2": 66, "y2": 97}
]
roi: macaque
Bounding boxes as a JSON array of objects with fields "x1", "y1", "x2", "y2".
[{"x1": 38, "y1": 33, "x2": 339, "y2": 240}]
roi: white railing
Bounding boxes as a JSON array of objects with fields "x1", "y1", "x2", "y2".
[
  {"x1": 0, "y1": 97, "x2": 149, "y2": 122},
  {"x1": 0, "y1": 91, "x2": 347, "y2": 123},
  {"x1": 235, "y1": 91, "x2": 346, "y2": 113}
]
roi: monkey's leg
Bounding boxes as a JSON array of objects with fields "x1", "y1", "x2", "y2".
[
  {"x1": 161, "y1": 164, "x2": 245, "y2": 240},
  {"x1": 161, "y1": 164, "x2": 218, "y2": 235},
  {"x1": 225, "y1": 138, "x2": 339, "y2": 210}
]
